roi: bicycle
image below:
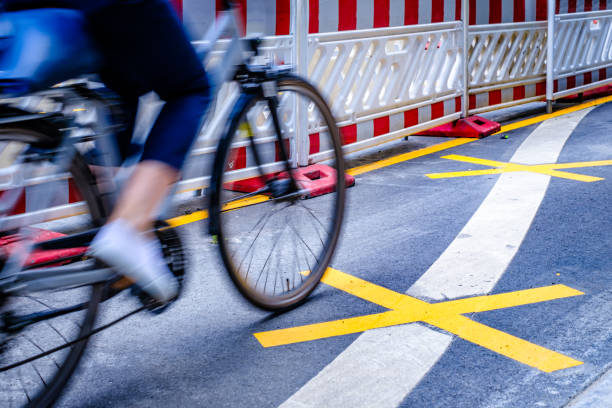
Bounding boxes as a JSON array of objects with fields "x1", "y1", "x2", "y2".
[{"x1": 0, "y1": 2, "x2": 346, "y2": 407}]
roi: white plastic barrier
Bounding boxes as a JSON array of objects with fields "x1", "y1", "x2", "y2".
[
  {"x1": 467, "y1": 21, "x2": 548, "y2": 114},
  {"x1": 466, "y1": 0, "x2": 548, "y2": 114},
  {"x1": 307, "y1": 23, "x2": 463, "y2": 158},
  {"x1": 6, "y1": 0, "x2": 612, "y2": 225},
  {"x1": 549, "y1": 9, "x2": 612, "y2": 100}
]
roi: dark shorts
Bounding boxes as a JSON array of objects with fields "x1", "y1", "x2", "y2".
[{"x1": 89, "y1": 0, "x2": 211, "y2": 170}]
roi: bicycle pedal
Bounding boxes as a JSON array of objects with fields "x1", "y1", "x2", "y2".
[{"x1": 134, "y1": 288, "x2": 178, "y2": 315}]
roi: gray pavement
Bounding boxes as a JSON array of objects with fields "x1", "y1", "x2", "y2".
[
  {"x1": 4, "y1": 100, "x2": 612, "y2": 407},
  {"x1": 63, "y1": 101, "x2": 612, "y2": 407}
]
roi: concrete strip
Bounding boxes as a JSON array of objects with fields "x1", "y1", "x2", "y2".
[{"x1": 280, "y1": 107, "x2": 594, "y2": 408}]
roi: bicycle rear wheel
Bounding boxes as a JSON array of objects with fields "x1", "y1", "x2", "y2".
[
  {"x1": 210, "y1": 74, "x2": 345, "y2": 311},
  {"x1": 0, "y1": 124, "x2": 105, "y2": 407}
]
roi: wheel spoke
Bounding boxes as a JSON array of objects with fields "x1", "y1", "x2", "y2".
[
  {"x1": 0, "y1": 128, "x2": 105, "y2": 404},
  {"x1": 258, "y1": 223, "x2": 288, "y2": 293},
  {"x1": 234, "y1": 205, "x2": 278, "y2": 272},
  {"x1": 18, "y1": 366, "x2": 32, "y2": 404},
  {"x1": 214, "y1": 77, "x2": 344, "y2": 310},
  {"x1": 287, "y1": 218, "x2": 319, "y2": 259},
  {"x1": 22, "y1": 335, "x2": 60, "y2": 370},
  {"x1": 297, "y1": 201, "x2": 328, "y2": 247},
  {"x1": 221, "y1": 187, "x2": 269, "y2": 207}
]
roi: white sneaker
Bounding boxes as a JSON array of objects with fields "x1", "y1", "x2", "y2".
[{"x1": 89, "y1": 219, "x2": 178, "y2": 303}]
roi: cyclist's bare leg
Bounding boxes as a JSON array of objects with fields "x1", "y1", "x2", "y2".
[
  {"x1": 87, "y1": 0, "x2": 210, "y2": 304},
  {"x1": 89, "y1": 160, "x2": 181, "y2": 303},
  {"x1": 108, "y1": 160, "x2": 178, "y2": 232}
]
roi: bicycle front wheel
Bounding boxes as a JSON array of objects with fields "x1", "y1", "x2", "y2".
[
  {"x1": 0, "y1": 124, "x2": 105, "y2": 408},
  {"x1": 210, "y1": 75, "x2": 346, "y2": 311}
]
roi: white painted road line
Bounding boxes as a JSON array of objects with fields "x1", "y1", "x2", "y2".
[
  {"x1": 566, "y1": 366, "x2": 612, "y2": 408},
  {"x1": 409, "y1": 108, "x2": 593, "y2": 300},
  {"x1": 279, "y1": 108, "x2": 594, "y2": 408}
]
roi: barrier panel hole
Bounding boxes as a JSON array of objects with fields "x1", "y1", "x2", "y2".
[{"x1": 304, "y1": 170, "x2": 322, "y2": 181}]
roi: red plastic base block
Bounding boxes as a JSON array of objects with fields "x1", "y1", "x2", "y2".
[
  {"x1": 416, "y1": 116, "x2": 501, "y2": 138},
  {"x1": 559, "y1": 85, "x2": 612, "y2": 102},
  {"x1": 0, "y1": 228, "x2": 87, "y2": 267},
  {"x1": 225, "y1": 164, "x2": 356, "y2": 198}
]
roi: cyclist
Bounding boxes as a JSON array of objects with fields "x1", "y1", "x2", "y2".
[{"x1": 4, "y1": 0, "x2": 211, "y2": 304}]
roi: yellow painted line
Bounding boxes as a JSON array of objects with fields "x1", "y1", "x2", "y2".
[
  {"x1": 320, "y1": 268, "x2": 411, "y2": 310},
  {"x1": 536, "y1": 169, "x2": 603, "y2": 183},
  {"x1": 254, "y1": 268, "x2": 584, "y2": 372},
  {"x1": 167, "y1": 96, "x2": 612, "y2": 228},
  {"x1": 427, "y1": 314, "x2": 583, "y2": 373},
  {"x1": 165, "y1": 194, "x2": 269, "y2": 228},
  {"x1": 166, "y1": 209, "x2": 209, "y2": 228},
  {"x1": 544, "y1": 159, "x2": 612, "y2": 169},
  {"x1": 427, "y1": 154, "x2": 608, "y2": 182},
  {"x1": 442, "y1": 154, "x2": 509, "y2": 167},
  {"x1": 495, "y1": 94, "x2": 612, "y2": 134},
  {"x1": 427, "y1": 168, "x2": 507, "y2": 179},
  {"x1": 430, "y1": 284, "x2": 584, "y2": 315},
  {"x1": 346, "y1": 138, "x2": 474, "y2": 176},
  {"x1": 254, "y1": 311, "x2": 408, "y2": 348}
]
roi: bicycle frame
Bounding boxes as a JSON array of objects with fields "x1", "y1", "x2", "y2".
[{"x1": 0, "y1": 5, "x2": 258, "y2": 298}]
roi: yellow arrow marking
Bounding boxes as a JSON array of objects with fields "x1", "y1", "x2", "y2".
[
  {"x1": 427, "y1": 154, "x2": 612, "y2": 182},
  {"x1": 254, "y1": 268, "x2": 584, "y2": 373}
]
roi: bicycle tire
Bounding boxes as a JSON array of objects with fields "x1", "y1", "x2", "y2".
[
  {"x1": 0, "y1": 124, "x2": 105, "y2": 408},
  {"x1": 209, "y1": 74, "x2": 345, "y2": 311}
]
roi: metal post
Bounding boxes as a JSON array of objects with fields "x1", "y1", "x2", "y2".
[
  {"x1": 462, "y1": 0, "x2": 469, "y2": 118},
  {"x1": 292, "y1": 0, "x2": 310, "y2": 167},
  {"x1": 546, "y1": 0, "x2": 555, "y2": 114}
]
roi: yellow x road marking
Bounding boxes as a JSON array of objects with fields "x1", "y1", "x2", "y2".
[
  {"x1": 254, "y1": 268, "x2": 585, "y2": 373},
  {"x1": 426, "y1": 154, "x2": 612, "y2": 182}
]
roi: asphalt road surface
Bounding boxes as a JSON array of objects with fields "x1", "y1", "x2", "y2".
[{"x1": 13, "y1": 99, "x2": 612, "y2": 407}]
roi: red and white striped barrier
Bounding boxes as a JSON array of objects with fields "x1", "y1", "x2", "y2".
[
  {"x1": 548, "y1": 9, "x2": 612, "y2": 101},
  {"x1": 306, "y1": 20, "x2": 464, "y2": 157},
  {"x1": 556, "y1": 0, "x2": 609, "y2": 14},
  {"x1": 469, "y1": 0, "x2": 548, "y2": 24},
  {"x1": 467, "y1": 0, "x2": 612, "y2": 114},
  {"x1": 467, "y1": 20, "x2": 548, "y2": 114},
  {"x1": 308, "y1": 0, "x2": 462, "y2": 32},
  {"x1": 173, "y1": 0, "x2": 292, "y2": 37},
  {"x1": 6, "y1": 0, "x2": 612, "y2": 226},
  {"x1": 467, "y1": 1, "x2": 548, "y2": 114}
]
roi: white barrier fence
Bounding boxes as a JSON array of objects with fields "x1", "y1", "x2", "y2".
[
  {"x1": 467, "y1": 21, "x2": 548, "y2": 114},
  {"x1": 4, "y1": 0, "x2": 612, "y2": 226},
  {"x1": 307, "y1": 23, "x2": 463, "y2": 157},
  {"x1": 550, "y1": 9, "x2": 612, "y2": 99}
]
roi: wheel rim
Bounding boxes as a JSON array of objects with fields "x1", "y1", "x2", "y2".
[
  {"x1": 0, "y1": 129, "x2": 103, "y2": 407},
  {"x1": 216, "y1": 80, "x2": 345, "y2": 310}
]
